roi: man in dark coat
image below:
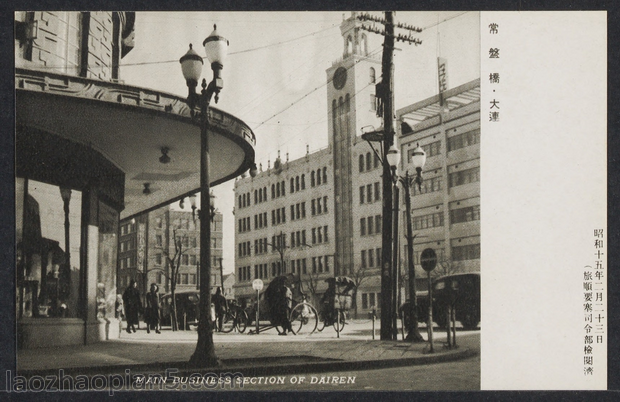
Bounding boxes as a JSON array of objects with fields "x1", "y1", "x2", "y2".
[
  {"x1": 213, "y1": 287, "x2": 227, "y2": 332},
  {"x1": 144, "y1": 283, "x2": 161, "y2": 334},
  {"x1": 122, "y1": 279, "x2": 142, "y2": 333}
]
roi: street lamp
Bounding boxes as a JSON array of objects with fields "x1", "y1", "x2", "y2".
[
  {"x1": 399, "y1": 143, "x2": 426, "y2": 342},
  {"x1": 179, "y1": 24, "x2": 228, "y2": 368},
  {"x1": 386, "y1": 144, "x2": 400, "y2": 340}
]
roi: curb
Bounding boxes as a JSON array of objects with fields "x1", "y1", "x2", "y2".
[{"x1": 17, "y1": 347, "x2": 477, "y2": 378}]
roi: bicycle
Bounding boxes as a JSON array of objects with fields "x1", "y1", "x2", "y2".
[
  {"x1": 219, "y1": 302, "x2": 249, "y2": 333},
  {"x1": 317, "y1": 308, "x2": 346, "y2": 332},
  {"x1": 288, "y1": 294, "x2": 318, "y2": 335}
]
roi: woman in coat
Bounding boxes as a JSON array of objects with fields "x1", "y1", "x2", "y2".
[
  {"x1": 122, "y1": 279, "x2": 142, "y2": 333},
  {"x1": 144, "y1": 283, "x2": 161, "y2": 334}
]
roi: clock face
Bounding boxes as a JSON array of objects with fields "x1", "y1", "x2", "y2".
[{"x1": 333, "y1": 67, "x2": 347, "y2": 90}]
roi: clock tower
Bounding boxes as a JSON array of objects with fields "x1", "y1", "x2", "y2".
[{"x1": 327, "y1": 12, "x2": 381, "y2": 275}]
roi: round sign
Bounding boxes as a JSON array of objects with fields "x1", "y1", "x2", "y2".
[
  {"x1": 420, "y1": 248, "x2": 437, "y2": 272},
  {"x1": 252, "y1": 279, "x2": 264, "y2": 291}
]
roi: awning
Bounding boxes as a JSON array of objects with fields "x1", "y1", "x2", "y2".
[{"x1": 16, "y1": 68, "x2": 256, "y2": 219}]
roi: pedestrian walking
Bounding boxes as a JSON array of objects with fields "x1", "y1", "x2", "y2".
[
  {"x1": 122, "y1": 279, "x2": 142, "y2": 333},
  {"x1": 144, "y1": 283, "x2": 161, "y2": 334},
  {"x1": 213, "y1": 287, "x2": 227, "y2": 332}
]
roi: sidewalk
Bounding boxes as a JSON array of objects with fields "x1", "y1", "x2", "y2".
[{"x1": 16, "y1": 321, "x2": 479, "y2": 377}]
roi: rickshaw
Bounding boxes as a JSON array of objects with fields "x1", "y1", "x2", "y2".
[
  {"x1": 246, "y1": 275, "x2": 319, "y2": 335},
  {"x1": 317, "y1": 276, "x2": 356, "y2": 332}
]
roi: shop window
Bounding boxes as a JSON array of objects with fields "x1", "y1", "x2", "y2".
[{"x1": 16, "y1": 180, "x2": 82, "y2": 319}]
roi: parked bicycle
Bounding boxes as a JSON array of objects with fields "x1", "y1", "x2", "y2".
[
  {"x1": 317, "y1": 276, "x2": 355, "y2": 333},
  {"x1": 219, "y1": 299, "x2": 249, "y2": 333}
]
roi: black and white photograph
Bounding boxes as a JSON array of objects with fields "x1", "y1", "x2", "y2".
[{"x1": 11, "y1": 10, "x2": 607, "y2": 393}]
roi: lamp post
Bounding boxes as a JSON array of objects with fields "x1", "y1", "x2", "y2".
[
  {"x1": 400, "y1": 144, "x2": 426, "y2": 342},
  {"x1": 386, "y1": 145, "x2": 400, "y2": 340},
  {"x1": 180, "y1": 25, "x2": 228, "y2": 368}
]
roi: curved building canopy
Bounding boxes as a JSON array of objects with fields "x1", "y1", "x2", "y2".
[{"x1": 16, "y1": 68, "x2": 256, "y2": 219}]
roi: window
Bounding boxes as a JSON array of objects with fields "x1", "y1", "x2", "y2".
[
  {"x1": 360, "y1": 218, "x2": 366, "y2": 236},
  {"x1": 312, "y1": 257, "x2": 317, "y2": 273},
  {"x1": 374, "y1": 153, "x2": 380, "y2": 169},
  {"x1": 324, "y1": 226, "x2": 328, "y2": 243},
  {"x1": 181, "y1": 274, "x2": 188, "y2": 285},
  {"x1": 359, "y1": 186, "x2": 365, "y2": 204},
  {"x1": 296, "y1": 176, "x2": 300, "y2": 192},
  {"x1": 368, "y1": 248, "x2": 374, "y2": 267},
  {"x1": 301, "y1": 202, "x2": 306, "y2": 218},
  {"x1": 271, "y1": 184, "x2": 275, "y2": 199},
  {"x1": 190, "y1": 255, "x2": 197, "y2": 265},
  {"x1": 361, "y1": 250, "x2": 367, "y2": 268},
  {"x1": 367, "y1": 184, "x2": 372, "y2": 203},
  {"x1": 359, "y1": 155, "x2": 365, "y2": 172},
  {"x1": 323, "y1": 167, "x2": 327, "y2": 183},
  {"x1": 362, "y1": 293, "x2": 369, "y2": 309},
  {"x1": 316, "y1": 169, "x2": 322, "y2": 185},
  {"x1": 450, "y1": 205, "x2": 480, "y2": 224},
  {"x1": 156, "y1": 235, "x2": 162, "y2": 246},
  {"x1": 375, "y1": 215, "x2": 382, "y2": 234},
  {"x1": 413, "y1": 141, "x2": 441, "y2": 159},
  {"x1": 290, "y1": 178, "x2": 295, "y2": 193},
  {"x1": 449, "y1": 167, "x2": 480, "y2": 188},
  {"x1": 452, "y1": 243, "x2": 480, "y2": 261},
  {"x1": 301, "y1": 174, "x2": 305, "y2": 189},
  {"x1": 323, "y1": 196, "x2": 328, "y2": 213},
  {"x1": 366, "y1": 152, "x2": 372, "y2": 171},
  {"x1": 374, "y1": 182, "x2": 381, "y2": 201},
  {"x1": 413, "y1": 212, "x2": 444, "y2": 230},
  {"x1": 367, "y1": 216, "x2": 374, "y2": 235},
  {"x1": 369, "y1": 67, "x2": 376, "y2": 84},
  {"x1": 447, "y1": 128, "x2": 480, "y2": 152},
  {"x1": 156, "y1": 253, "x2": 162, "y2": 265},
  {"x1": 413, "y1": 176, "x2": 443, "y2": 196}
]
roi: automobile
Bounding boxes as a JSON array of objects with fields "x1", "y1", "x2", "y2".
[
  {"x1": 160, "y1": 290, "x2": 200, "y2": 329},
  {"x1": 400, "y1": 272, "x2": 480, "y2": 330}
]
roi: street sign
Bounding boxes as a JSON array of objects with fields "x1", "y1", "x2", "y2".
[
  {"x1": 252, "y1": 279, "x2": 264, "y2": 291},
  {"x1": 420, "y1": 248, "x2": 437, "y2": 272}
]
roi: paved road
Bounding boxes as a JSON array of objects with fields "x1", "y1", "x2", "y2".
[{"x1": 209, "y1": 331, "x2": 481, "y2": 391}]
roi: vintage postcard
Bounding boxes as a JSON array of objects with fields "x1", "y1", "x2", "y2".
[{"x1": 12, "y1": 10, "x2": 607, "y2": 393}]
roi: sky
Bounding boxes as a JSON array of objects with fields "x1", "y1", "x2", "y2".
[{"x1": 119, "y1": 11, "x2": 480, "y2": 274}]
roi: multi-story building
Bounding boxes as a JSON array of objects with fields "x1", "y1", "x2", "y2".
[
  {"x1": 118, "y1": 202, "x2": 224, "y2": 300},
  {"x1": 234, "y1": 13, "x2": 480, "y2": 318},
  {"x1": 233, "y1": 148, "x2": 336, "y2": 307}
]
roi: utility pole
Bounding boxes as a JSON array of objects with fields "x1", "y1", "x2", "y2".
[{"x1": 358, "y1": 11, "x2": 422, "y2": 341}]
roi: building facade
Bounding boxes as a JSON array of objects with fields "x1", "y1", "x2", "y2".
[
  {"x1": 233, "y1": 13, "x2": 480, "y2": 318},
  {"x1": 15, "y1": 11, "x2": 136, "y2": 349},
  {"x1": 15, "y1": 11, "x2": 255, "y2": 349},
  {"x1": 118, "y1": 203, "x2": 224, "y2": 300}
]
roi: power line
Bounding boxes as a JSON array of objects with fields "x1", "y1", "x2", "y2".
[
  {"x1": 120, "y1": 23, "x2": 339, "y2": 69},
  {"x1": 253, "y1": 46, "x2": 383, "y2": 131},
  {"x1": 232, "y1": 28, "x2": 343, "y2": 117}
]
